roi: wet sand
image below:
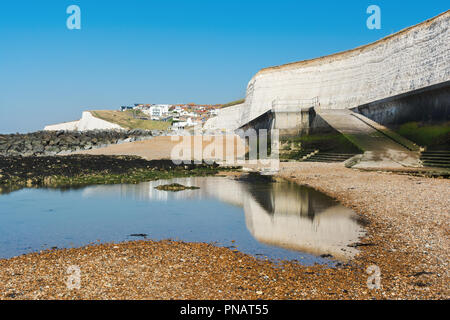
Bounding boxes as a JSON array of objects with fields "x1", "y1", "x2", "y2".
[{"x1": 0, "y1": 162, "x2": 448, "y2": 300}]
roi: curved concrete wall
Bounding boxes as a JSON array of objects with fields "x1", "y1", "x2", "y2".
[
  {"x1": 203, "y1": 103, "x2": 244, "y2": 130},
  {"x1": 353, "y1": 81, "x2": 450, "y2": 125},
  {"x1": 235, "y1": 11, "x2": 449, "y2": 128}
]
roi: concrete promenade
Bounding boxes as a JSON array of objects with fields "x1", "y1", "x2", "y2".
[{"x1": 316, "y1": 109, "x2": 421, "y2": 168}]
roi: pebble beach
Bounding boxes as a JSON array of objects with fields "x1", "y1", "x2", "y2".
[{"x1": 0, "y1": 162, "x2": 448, "y2": 300}]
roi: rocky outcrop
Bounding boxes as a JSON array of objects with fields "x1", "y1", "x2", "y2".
[{"x1": 0, "y1": 130, "x2": 155, "y2": 156}]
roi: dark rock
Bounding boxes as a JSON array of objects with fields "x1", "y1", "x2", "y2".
[
  {"x1": 155, "y1": 183, "x2": 200, "y2": 192},
  {"x1": 410, "y1": 271, "x2": 434, "y2": 277},
  {"x1": 348, "y1": 242, "x2": 376, "y2": 248},
  {"x1": 0, "y1": 130, "x2": 155, "y2": 156}
]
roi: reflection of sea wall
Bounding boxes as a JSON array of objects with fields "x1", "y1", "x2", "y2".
[
  {"x1": 244, "y1": 199, "x2": 362, "y2": 260},
  {"x1": 206, "y1": 12, "x2": 450, "y2": 130},
  {"x1": 245, "y1": 181, "x2": 340, "y2": 218},
  {"x1": 201, "y1": 179, "x2": 364, "y2": 260},
  {"x1": 82, "y1": 177, "x2": 364, "y2": 260}
]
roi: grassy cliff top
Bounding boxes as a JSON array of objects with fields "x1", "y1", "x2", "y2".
[
  {"x1": 90, "y1": 110, "x2": 171, "y2": 131},
  {"x1": 221, "y1": 99, "x2": 245, "y2": 109}
]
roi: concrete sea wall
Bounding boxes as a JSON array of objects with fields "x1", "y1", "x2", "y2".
[
  {"x1": 353, "y1": 81, "x2": 450, "y2": 126},
  {"x1": 203, "y1": 104, "x2": 244, "y2": 131},
  {"x1": 243, "y1": 11, "x2": 449, "y2": 124},
  {"x1": 206, "y1": 11, "x2": 449, "y2": 131},
  {"x1": 45, "y1": 112, "x2": 123, "y2": 132}
]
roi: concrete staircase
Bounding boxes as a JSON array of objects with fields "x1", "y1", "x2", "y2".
[
  {"x1": 420, "y1": 151, "x2": 450, "y2": 168},
  {"x1": 298, "y1": 150, "x2": 318, "y2": 161},
  {"x1": 315, "y1": 109, "x2": 421, "y2": 168},
  {"x1": 304, "y1": 152, "x2": 360, "y2": 163}
]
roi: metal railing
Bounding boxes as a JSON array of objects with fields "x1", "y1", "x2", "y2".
[{"x1": 272, "y1": 97, "x2": 319, "y2": 112}]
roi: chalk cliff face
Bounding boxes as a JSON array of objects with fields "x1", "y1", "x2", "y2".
[
  {"x1": 45, "y1": 112, "x2": 123, "y2": 131},
  {"x1": 206, "y1": 11, "x2": 449, "y2": 130}
]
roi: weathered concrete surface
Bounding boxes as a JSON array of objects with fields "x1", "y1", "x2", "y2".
[
  {"x1": 203, "y1": 104, "x2": 244, "y2": 131},
  {"x1": 239, "y1": 110, "x2": 273, "y2": 133},
  {"x1": 353, "y1": 81, "x2": 450, "y2": 126},
  {"x1": 45, "y1": 112, "x2": 124, "y2": 131},
  {"x1": 243, "y1": 11, "x2": 449, "y2": 125},
  {"x1": 271, "y1": 107, "x2": 315, "y2": 136},
  {"x1": 208, "y1": 11, "x2": 449, "y2": 131},
  {"x1": 316, "y1": 109, "x2": 420, "y2": 168}
]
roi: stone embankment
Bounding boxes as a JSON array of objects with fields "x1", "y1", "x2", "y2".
[{"x1": 0, "y1": 130, "x2": 165, "y2": 157}]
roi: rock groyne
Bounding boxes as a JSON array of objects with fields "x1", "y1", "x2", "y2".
[{"x1": 0, "y1": 130, "x2": 158, "y2": 157}]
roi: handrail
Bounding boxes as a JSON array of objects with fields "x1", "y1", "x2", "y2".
[{"x1": 272, "y1": 97, "x2": 319, "y2": 111}]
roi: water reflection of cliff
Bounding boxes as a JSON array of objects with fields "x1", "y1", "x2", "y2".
[{"x1": 82, "y1": 176, "x2": 364, "y2": 260}]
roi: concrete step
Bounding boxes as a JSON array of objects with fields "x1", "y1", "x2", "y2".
[
  {"x1": 420, "y1": 151, "x2": 450, "y2": 169},
  {"x1": 421, "y1": 157, "x2": 450, "y2": 162},
  {"x1": 421, "y1": 156, "x2": 450, "y2": 160},
  {"x1": 422, "y1": 150, "x2": 450, "y2": 154},
  {"x1": 308, "y1": 157, "x2": 354, "y2": 161},
  {"x1": 305, "y1": 159, "x2": 345, "y2": 161},
  {"x1": 303, "y1": 152, "x2": 359, "y2": 163},
  {"x1": 421, "y1": 152, "x2": 450, "y2": 156},
  {"x1": 351, "y1": 112, "x2": 421, "y2": 151},
  {"x1": 421, "y1": 162, "x2": 450, "y2": 168},
  {"x1": 281, "y1": 149, "x2": 317, "y2": 161},
  {"x1": 304, "y1": 158, "x2": 346, "y2": 163},
  {"x1": 422, "y1": 161, "x2": 450, "y2": 166},
  {"x1": 299, "y1": 150, "x2": 318, "y2": 161},
  {"x1": 312, "y1": 154, "x2": 356, "y2": 158},
  {"x1": 314, "y1": 153, "x2": 358, "y2": 156}
]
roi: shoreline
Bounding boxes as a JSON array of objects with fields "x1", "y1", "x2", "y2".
[
  {"x1": 0, "y1": 162, "x2": 448, "y2": 299},
  {"x1": 0, "y1": 155, "x2": 236, "y2": 193}
]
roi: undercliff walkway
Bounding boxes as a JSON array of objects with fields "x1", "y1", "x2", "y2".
[{"x1": 315, "y1": 109, "x2": 421, "y2": 169}]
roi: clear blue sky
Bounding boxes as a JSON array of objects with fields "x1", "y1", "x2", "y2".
[{"x1": 0, "y1": 0, "x2": 448, "y2": 133}]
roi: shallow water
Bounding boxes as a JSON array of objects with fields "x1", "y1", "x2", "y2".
[{"x1": 0, "y1": 177, "x2": 365, "y2": 264}]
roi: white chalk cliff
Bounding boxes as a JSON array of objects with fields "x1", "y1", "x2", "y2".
[{"x1": 44, "y1": 111, "x2": 123, "y2": 131}]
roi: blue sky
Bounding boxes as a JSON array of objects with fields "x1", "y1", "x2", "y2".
[{"x1": 0, "y1": 1, "x2": 448, "y2": 133}]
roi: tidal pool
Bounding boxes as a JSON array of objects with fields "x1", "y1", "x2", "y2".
[{"x1": 0, "y1": 176, "x2": 365, "y2": 264}]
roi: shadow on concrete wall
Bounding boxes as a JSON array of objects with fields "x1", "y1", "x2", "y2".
[{"x1": 352, "y1": 81, "x2": 450, "y2": 126}]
